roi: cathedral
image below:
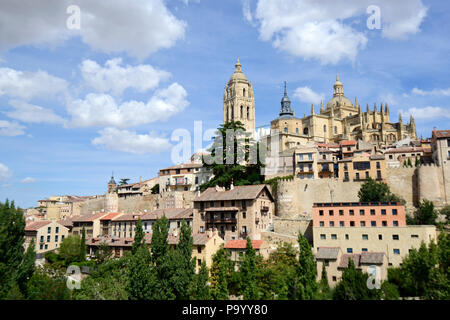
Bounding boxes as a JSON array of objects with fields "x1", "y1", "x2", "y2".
[{"x1": 223, "y1": 59, "x2": 417, "y2": 152}]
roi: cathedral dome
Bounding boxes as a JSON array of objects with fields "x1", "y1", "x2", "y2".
[
  {"x1": 326, "y1": 95, "x2": 353, "y2": 110},
  {"x1": 229, "y1": 58, "x2": 248, "y2": 83}
]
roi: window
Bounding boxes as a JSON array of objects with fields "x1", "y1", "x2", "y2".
[
  {"x1": 55, "y1": 227, "x2": 59, "y2": 233},
  {"x1": 242, "y1": 200, "x2": 246, "y2": 209},
  {"x1": 40, "y1": 244, "x2": 43, "y2": 250},
  {"x1": 320, "y1": 221, "x2": 324, "y2": 227},
  {"x1": 362, "y1": 248, "x2": 368, "y2": 252},
  {"x1": 393, "y1": 249, "x2": 400, "y2": 255},
  {"x1": 40, "y1": 236, "x2": 44, "y2": 242},
  {"x1": 55, "y1": 235, "x2": 58, "y2": 242},
  {"x1": 334, "y1": 126, "x2": 337, "y2": 134},
  {"x1": 382, "y1": 221, "x2": 387, "y2": 227},
  {"x1": 393, "y1": 235, "x2": 399, "y2": 240},
  {"x1": 360, "y1": 209, "x2": 365, "y2": 215},
  {"x1": 197, "y1": 247, "x2": 202, "y2": 254},
  {"x1": 332, "y1": 276, "x2": 337, "y2": 282},
  {"x1": 221, "y1": 201, "x2": 224, "y2": 206},
  {"x1": 356, "y1": 172, "x2": 360, "y2": 180},
  {"x1": 323, "y1": 125, "x2": 327, "y2": 132},
  {"x1": 353, "y1": 162, "x2": 371, "y2": 170},
  {"x1": 393, "y1": 221, "x2": 398, "y2": 227},
  {"x1": 231, "y1": 200, "x2": 235, "y2": 206},
  {"x1": 45, "y1": 244, "x2": 48, "y2": 250},
  {"x1": 339, "y1": 210, "x2": 344, "y2": 216},
  {"x1": 210, "y1": 201, "x2": 214, "y2": 207},
  {"x1": 320, "y1": 234, "x2": 326, "y2": 240},
  {"x1": 247, "y1": 107, "x2": 250, "y2": 119},
  {"x1": 195, "y1": 176, "x2": 199, "y2": 184},
  {"x1": 284, "y1": 127, "x2": 288, "y2": 133},
  {"x1": 350, "y1": 221, "x2": 355, "y2": 227},
  {"x1": 360, "y1": 221, "x2": 366, "y2": 227},
  {"x1": 243, "y1": 212, "x2": 246, "y2": 219},
  {"x1": 365, "y1": 171, "x2": 369, "y2": 179},
  {"x1": 362, "y1": 234, "x2": 368, "y2": 240},
  {"x1": 324, "y1": 260, "x2": 329, "y2": 266},
  {"x1": 47, "y1": 235, "x2": 50, "y2": 242},
  {"x1": 411, "y1": 234, "x2": 419, "y2": 238},
  {"x1": 48, "y1": 227, "x2": 51, "y2": 233},
  {"x1": 347, "y1": 248, "x2": 353, "y2": 253},
  {"x1": 296, "y1": 128, "x2": 299, "y2": 134},
  {"x1": 319, "y1": 210, "x2": 324, "y2": 216},
  {"x1": 381, "y1": 209, "x2": 386, "y2": 215},
  {"x1": 345, "y1": 234, "x2": 349, "y2": 240},
  {"x1": 392, "y1": 209, "x2": 398, "y2": 215},
  {"x1": 329, "y1": 221, "x2": 334, "y2": 227},
  {"x1": 329, "y1": 210, "x2": 334, "y2": 216},
  {"x1": 371, "y1": 221, "x2": 376, "y2": 227},
  {"x1": 62, "y1": 235, "x2": 65, "y2": 241},
  {"x1": 349, "y1": 210, "x2": 354, "y2": 216},
  {"x1": 331, "y1": 234, "x2": 337, "y2": 240},
  {"x1": 378, "y1": 234, "x2": 382, "y2": 240},
  {"x1": 370, "y1": 209, "x2": 375, "y2": 215},
  {"x1": 242, "y1": 226, "x2": 247, "y2": 233},
  {"x1": 200, "y1": 226, "x2": 204, "y2": 233},
  {"x1": 339, "y1": 221, "x2": 344, "y2": 227}
]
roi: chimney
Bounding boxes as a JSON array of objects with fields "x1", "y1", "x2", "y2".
[
  {"x1": 140, "y1": 176, "x2": 142, "y2": 184},
  {"x1": 230, "y1": 183, "x2": 234, "y2": 190}
]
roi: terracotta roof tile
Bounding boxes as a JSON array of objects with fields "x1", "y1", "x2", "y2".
[
  {"x1": 25, "y1": 220, "x2": 51, "y2": 231},
  {"x1": 224, "y1": 240, "x2": 263, "y2": 249},
  {"x1": 194, "y1": 185, "x2": 273, "y2": 202}
]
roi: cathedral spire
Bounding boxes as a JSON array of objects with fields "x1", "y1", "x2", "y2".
[
  {"x1": 374, "y1": 102, "x2": 377, "y2": 112},
  {"x1": 333, "y1": 73, "x2": 344, "y2": 97},
  {"x1": 311, "y1": 104, "x2": 315, "y2": 115},
  {"x1": 235, "y1": 57, "x2": 242, "y2": 72},
  {"x1": 320, "y1": 100, "x2": 324, "y2": 113},
  {"x1": 385, "y1": 103, "x2": 389, "y2": 115},
  {"x1": 355, "y1": 97, "x2": 358, "y2": 109},
  {"x1": 279, "y1": 81, "x2": 293, "y2": 117},
  {"x1": 399, "y1": 112, "x2": 403, "y2": 124}
]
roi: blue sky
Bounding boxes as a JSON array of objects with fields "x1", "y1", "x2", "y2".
[{"x1": 0, "y1": 0, "x2": 449, "y2": 208}]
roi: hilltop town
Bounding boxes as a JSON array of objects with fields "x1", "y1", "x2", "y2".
[{"x1": 19, "y1": 60, "x2": 450, "y2": 298}]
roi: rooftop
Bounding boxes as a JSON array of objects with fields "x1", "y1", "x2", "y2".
[
  {"x1": 194, "y1": 185, "x2": 273, "y2": 202},
  {"x1": 25, "y1": 220, "x2": 51, "y2": 231},
  {"x1": 224, "y1": 239, "x2": 264, "y2": 249},
  {"x1": 314, "y1": 202, "x2": 403, "y2": 207}
]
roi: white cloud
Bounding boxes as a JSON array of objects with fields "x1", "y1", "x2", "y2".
[
  {"x1": 21, "y1": 177, "x2": 36, "y2": 184},
  {"x1": 401, "y1": 106, "x2": 450, "y2": 121},
  {"x1": 250, "y1": 0, "x2": 427, "y2": 64},
  {"x1": 5, "y1": 100, "x2": 66, "y2": 124},
  {"x1": 0, "y1": 120, "x2": 26, "y2": 136},
  {"x1": 411, "y1": 87, "x2": 450, "y2": 96},
  {"x1": 0, "y1": 163, "x2": 12, "y2": 181},
  {"x1": 80, "y1": 58, "x2": 171, "y2": 96},
  {"x1": 92, "y1": 127, "x2": 172, "y2": 154},
  {"x1": 67, "y1": 83, "x2": 189, "y2": 128},
  {"x1": 0, "y1": 67, "x2": 68, "y2": 101},
  {"x1": 293, "y1": 86, "x2": 325, "y2": 104},
  {"x1": 243, "y1": 0, "x2": 253, "y2": 23},
  {"x1": 0, "y1": 0, "x2": 186, "y2": 60}
]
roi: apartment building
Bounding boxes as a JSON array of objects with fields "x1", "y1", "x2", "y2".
[
  {"x1": 338, "y1": 154, "x2": 386, "y2": 182},
  {"x1": 193, "y1": 185, "x2": 275, "y2": 242},
  {"x1": 117, "y1": 177, "x2": 158, "y2": 199},
  {"x1": 71, "y1": 212, "x2": 108, "y2": 238},
  {"x1": 192, "y1": 231, "x2": 225, "y2": 272},
  {"x1": 315, "y1": 247, "x2": 388, "y2": 287},
  {"x1": 159, "y1": 162, "x2": 213, "y2": 193},
  {"x1": 432, "y1": 129, "x2": 450, "y2": 166},
  {"x1": 384, "y1": 146, "x2": 424, "y2": 168},
  {"x1": 25, "y1": 220, "x2": 69, "y2": 254},
  {"x1": 312, "y1": 202, "x2": 436, "y2": 267},
  {"x1": 99, "y1": 212, "x2": 123, "y2": 236},
  {"x1": 224, "y1": 239, "x2": 270, "y2": 262}
]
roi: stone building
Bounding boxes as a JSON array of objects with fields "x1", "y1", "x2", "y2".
[
  {"x1": 25, "y1": 220, "x2": 69, "y2": 254},
  {"x1": 223, "y1": 58, "x2": 255, "y2": 133},
  {"x1": 193, "y1": 184, "x2": 275, "y2": 242},
  {"x1": 105, "y1": 175, "x2": 119, "y2": 213},
  {"x1": 158, "y1": 162, "x2": 213, "y2": 193},
  {"x1": 338, "y1": 154, "x2": 386, "y2": 182},
  {"x1": 268, "y1": 74, "x2": 417, "y2": 152}
]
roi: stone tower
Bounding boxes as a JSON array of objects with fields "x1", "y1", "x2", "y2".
[
  {"x1": 105, "y1": 174, "x2": 119, "y2": 213},
  {"x1": 223, "y1": 58, "x2": 255, "y2": 133}
]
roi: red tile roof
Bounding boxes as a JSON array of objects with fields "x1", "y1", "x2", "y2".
[
  {"x1": 141, "y1": 208, "x2": 192, "y2": 221},
  {"x1": 72, "y1": 212, "x2": 108, "y2": 222},
  {"x1": 100, "y1": 212, "x2": 122, "y2": 221},
  {"x1": 433, "y1": 129, "x2": 450, "y2": 138},
  {"x1": 195, "y1": 185, "x2": 273, "y2": 202},
  {"x1": 25, "y1": 220, "x2": 51, "y2": 231},
  {"x1": 224, "y1": 240, "x2": 263, "y2": 249},
  {"x1": 340, "y1": 140, "x2": 357, "y2": 146}
]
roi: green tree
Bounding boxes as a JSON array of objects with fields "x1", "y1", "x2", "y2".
[
  {"x1": 126, "y1": 245, "x2": 155, "y2": 300},
  {"x1": 319, "y1": 263, "x2": 331, "y2": 298},
  {"x1": 26, "y1": 267, "x2": 71, "y2": 300},
  {"x1": 358, "y1": 177, "x2": 403, "y2": 203},
  {"x1": 132, "y1": 218, "x2": 146, "y2": 255},
  {"x1": 403, "y1": 159, "x2": 407, "y2": 167},
  {"x1": 407, "y1": 158, "x2": 412, "y2": 167},
  {"x1": 333, "y1": 259, "x2": 379, "y2": 300},
  {"x1": 119, "y1": 178, "x2": 130, "y2": 186},
  {"x1": 201, "y1": 121, "x2": 264, "y2": 191},
  {"x1": 79, "y1": 227, "x2": 86, "y2": 262},
  {"x1": 210, "y1": 247, "x2": 232, "y2": 300},
  {"x1": 440, "y1": 205, "x2": 450, "y2": 223},
  {"x1": 93, "y1": 242, "x2": 113, "y2": 265},
  {"x1": 0, "y1": 199, "x2": 27, "y2": 298},
  {"x1": 291, "y1": 234, "x2": 318, "y2": 300},
  {"x1": 415, "y1": 199, "x2": 437, "y2": 225},
  {"x1": 58, "y1": 235, "x2": 82, "y2": 266},
  {"x1": 15, "y1": 240, "x2": 36, "y2": 294},
  {"x1": 151, "y1": 183, "x2": 159, "y2": 194},
  {"x1": 239, "y1": 237, "x2": 259, "y2": 299},
  {"x1": 415, "y1": 156, "x2": 420, "y2": 167},
  {"x1": 380, "y1": 281, "x2": 399, "y2": 300},
  {"x1": 192, "y1": 260, "x2": 211, "y2": 300}
]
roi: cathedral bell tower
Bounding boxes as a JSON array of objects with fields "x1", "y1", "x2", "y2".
[{"x1": 223, "y1": 58, "x2": 255, "y2": 133}]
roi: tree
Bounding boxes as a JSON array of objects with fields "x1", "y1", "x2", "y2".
[
  {"x1": 358, "y1": 178, "x2": 403, "y2": 203},
  {"x1": 407, "y1": 158, "x2": 412, "y2": 167},
  {"x1": 26, "y1": 267, "x2": 71, "y2": 300},
  {"x1": 193, "y1": 261, "x2": 211, "y2": 300},
  {"x1": 210, "y1": 248, "x2": 232, "y2": 300},
  {"x1": 132, "y1": 218, "x2": 146, "y2": 255},
  {"x1": 415, "y1": 156, "x2": 420, "y2": 167},
  {"x1": 403, "y1": 160, "x2": 407, "y2": 167},
  {"x1": 0, "y1": 199, "x2": 26, "y2": 298},
  {"x1": 58, "y1": 235, "x2": 83, "y2": 266},
  {"x1": 126, "y1": 245, "x2": 155, "y2": 300},
  {"x1": 239, "y1": 237, "x2": 259, "y2": 299},
  {"x1": 319, "y1": 263, "x2": 331, "y2": 298},
  {"x1": 15, "y1": 240, "x2": 36, "y2": 294},
  {"x1": 201, "y1": 121, "x2": 264, "y2": 191},
  {"x1": 291, "y1": 234, "x2": 318, "y2": 300},
  {"x1": 79, "y1": 227, "x2": 86, "y2": 262},
  {"x1": 119, "y1": 178, "x2": 130, "y2": 186},
  {"x1": 415, "y1": 199, "x2": 437, "y2": 225},
  {"x1": 333, "y1": 259, "x2": 379, "y2": 300},
  {"x1": 439, "y1": 205, "x2": 450, "y2": 223},
  {"x1": 93, "y1": 242, "x2": 113, "y2": 265}
]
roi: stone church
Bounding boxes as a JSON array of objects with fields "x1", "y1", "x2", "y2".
[{"x1": 222, "y1": 59, "x2": 417, "y2": 152}]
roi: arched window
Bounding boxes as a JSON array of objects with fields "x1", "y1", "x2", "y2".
[
  {"x1": 303, "y1": 128, "x2": 309, "y2": 135},
  {"x1": 284, "y1": 127, "x2": 288, "y2": 133},
  {"x1": 243, "y1": 88, "x2": 246, "y2": 97},
  {"x1": 226, "y1": 106, "x2": 229, "y2": 121},
  {"x1": 240, "y1": 105, "x2": 243, "y2": 119},
  {"x1": 323, "y1": 125, "x2": 327, "y2": 132},
  {"x1": 296, "y1": 128, "x2": 299, "y2": 134},
  {"x1": 334, "y1": 126, "x2": 337, "y2": 134},
  {"x1": 247, "y1": 107, "x2": 249, "y2": 119}
]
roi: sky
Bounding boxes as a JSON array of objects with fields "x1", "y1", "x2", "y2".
[{"x1": 0, "y1": 0, "x2": 449, "y2": 208}]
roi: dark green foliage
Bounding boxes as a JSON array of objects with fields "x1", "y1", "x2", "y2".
[
  {"x1": 333, "y1": 259, "x2": 380, "y2": 300},
  {"x1": 126, "y1": 245, "x2": 155, "y2": 300},
  {"x1": 200, "y1": 121, "x2": 264, "y2": 191},
  {"x1": 263, "y1": 175, "x2": 294, "y2": 197},
  {"x1": 0, "y1": 199, "x2": 26, "y2": 298},
  {"x1": 15, "y1": 239, "x2": 36, "y2": 293},
  {"x1": 380, "y1": 281, "x2": 399, "y2": 300},
  {"x1": 93, "y1": 242, "x2": 113, "y2": 265},
  {"x1": 210, "y1": 247, "x2": 234, "y2": 300},
  {"x1": 192, "y1": 260, "x2": 211, "y2": 300},
  {"x1": 151, "y1": 183, "x2": 159, "y2": 194},
  {"x1": 319, "y1": 263, "x2": 331, "y2": 298},
  {"x1": 132, "y1": 218, "x2": 145, "y2": 255},
  {"x1": 358, "y1": 177, "x2": 404, "y2": 203},
  {"x1": 79, "y1": 227, "x2": 86, "y2": 262},
  {"x1": 407, "y1": 158, "x2": 412, "y2": 167},
  {"x1": 58, "y1": 235, "x2": 83, "y2": 266},
  {"x1": 292, "y1": 234, "x2": 318, "y2": 300},
  {"x1": 440, "y1": 206, "x2": 450, "y2": 223},
  {"x1": 414, "y1": 199, "x2": 438, "y2": 225},
  {"x1": 26, "y1": 267, "x2": 71, "y2": 300},
  {"x1": 119, "y1": 178, "x2": 130, "y2": 186},
  {"x1": 415, "y1": 156, "x2": 420, "y2": 167},
  {"x1": 239, "y1": 238, "x2": 260, "y2": 299}
]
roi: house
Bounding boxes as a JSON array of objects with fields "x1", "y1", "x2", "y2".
[
  {"x1": 224, "y1": 239, "x2": 270, "y2": 262},
  {"x1": 25, "y1": 220, "x2": 69, "y2": 254},
  {"x1": 71, "y1": 212, "x2": 109, "y2": 238},
  {"x1": 192, "y1": 230, "x2": 224, "y2": 272}
]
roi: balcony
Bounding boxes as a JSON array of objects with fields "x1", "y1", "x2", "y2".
[
  {"x1": 261, "y1": 206, "x2": 269, "y2": 211},
  {"x1": 206, "y1": 217, "x2": 237, "y2": 224}
]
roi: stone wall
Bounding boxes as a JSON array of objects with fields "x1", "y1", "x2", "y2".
[
  {"x1": 385, "y1": 166, "x2": 417, "y2": 213},
  {"x1": 273, "y1": 217, "x2": 313, "y2": 242}
]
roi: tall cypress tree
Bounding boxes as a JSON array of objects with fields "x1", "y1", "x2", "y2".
[
  {"x1": 193, "y1": 260, "x2": 211, "y2": 300},
  {"x1": 132, "y1": 218, "x2": 145, "y2": 255},
  {"x1": 15, "y1": 239, "x2": 36, "y2": 295},
  {"x1": 292, "y1": 234, "x2": 318, "y2": 300},
  {"x1": 80, "y1": 227, "x2": 86, "y2": 262},
  {"x1": 210, "y1": 248, "x2": 230, "y2": 300},
  {"x1": 240, "y1": 237, "x2": 259, "y2": 299},
  {"x1": 172, "y1": 220, "x2": 195, "y2": 299}
]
